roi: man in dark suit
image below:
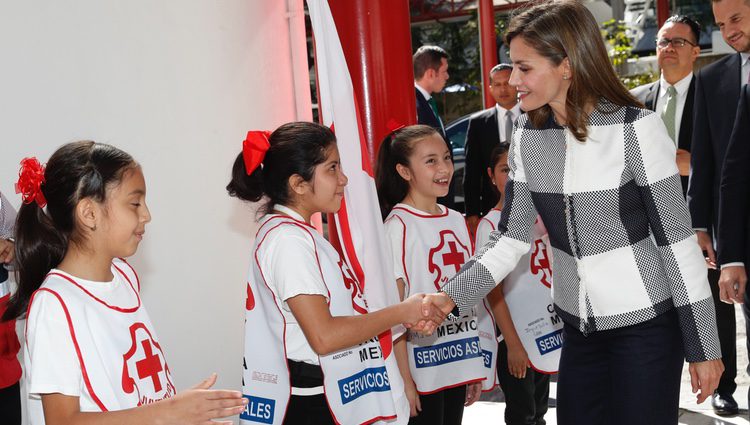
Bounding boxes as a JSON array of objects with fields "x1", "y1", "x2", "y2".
[
  {"x1": 689, "y1": 0, "x2": 750, "y2": 415},
  {"x1": 631, "y1": 15, "x2": 699, "y2": 196},
  {"x1": 414, "y1": 45, "x2": 449, "y2": 138},
  {"x1": 463, "y1": 64, "x2": 520, "y2": 234},
  {"x1": 633, "y1": 20, "x2": 742, "y2": 414},
  {"x1": 717, "y1": 84, "x2": 750, "y2": 307},
  {"x1": 414, "y1": 45, "x2": 455, "y2": 209}
]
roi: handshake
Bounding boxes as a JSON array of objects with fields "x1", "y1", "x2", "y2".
[{"x1": 400, "y1": 292, "x2": 457, "y2": 335}]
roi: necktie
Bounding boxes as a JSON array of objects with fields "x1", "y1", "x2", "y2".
[
  {"x1": 661, "y1": 85, "x2": 677, "y2": 144},
  {"x1": 505, "y1": 110, "x2": 514, "y2": 143},
  {"x1": 427, "y1": 96, "x2": 444, "y2": 130},
  {"x1": 428, "y1": 97, "x2": 439, "y2": 118}
]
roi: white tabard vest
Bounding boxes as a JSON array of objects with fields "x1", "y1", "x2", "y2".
[
  {"x1": 479, "y1": 211, "x2": 561, "y2": 373},
  {"x1": 241, "y1": 214, "x2": 398, "y2": 425},
  {"x1": 28, "y1": 259, "x2": 176, "y2": 411},
  {"x1": 385, "y1": 205, "x2": 488, "y2": 394},
  {"x1": 475, "y1": 299, "x2": 499, "y2": 391}
]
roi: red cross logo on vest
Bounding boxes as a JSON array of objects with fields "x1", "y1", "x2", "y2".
[
  {"x1": 428, "y1": 230, "x2": 471, "y2": 290},
  {"x1": 136, "y1": 340, "x2": 163, "y2": 392},
  {"x1": 338, "y1": 258, "x2": 369, "y2": 314},
  {"x1": 530, "y1": 239, "x2": 552, "y2": 288},
  {"x1": 122, "y1": 322, "x2": 176, "y2": 405}
]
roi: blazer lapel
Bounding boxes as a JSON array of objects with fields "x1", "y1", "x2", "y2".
[
  {"x1": 488, "y1": 107, "x2": 501, "y2": 144},
  {"x1": 718, "y1": 54, "x2": 742, "y2": 112},
  {"x1": 678, "y1": 76, "x2": 695, "y2": 150},
  {"x1": 645, "y1": 81, "x2": 659, "y2": 112}
]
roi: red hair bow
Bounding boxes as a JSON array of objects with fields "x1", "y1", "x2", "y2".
[
  {"x1": 15, "y1": 157, "x2": 47, "y2": 208},
  {"x1": 242, "y1": 131, "x2": 271, "y2": 175}
]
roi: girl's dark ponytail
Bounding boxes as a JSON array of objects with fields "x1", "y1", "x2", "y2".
[
  {"x1": 2, "y1": 141, "x2": 137, "y2": 321},
  {"x1": 226, "y1": 122, "x2": 335, "y2": 215},
  {"x1": 226, "y1": 153, "x2": 265, "y2": 203},
  {"x1": 2, "y1": 202, "x2": 67, "y2": 321},
  {"x1": 374, "y1": 124, "x2": 439, "y2": 219},
  {"x1": 375, "y1": 136, "x2": 405, "y2": 219}
]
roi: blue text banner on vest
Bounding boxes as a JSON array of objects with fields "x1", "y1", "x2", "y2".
[
  {"x1": 413, "y1": 336, "x2": 482, "y2": 368},
  {"x1": 338, "y1": 366, "x2": 391, "y2": 405},
  {"x1": 535, "y1": 329, "x2": 564, "y2": 355},
  {"x1": 240, "y1": 395, "x2": 275, "y2": 424},
  {"x1": 482, "y1": 350, "x2": 493, "y2": 368}
]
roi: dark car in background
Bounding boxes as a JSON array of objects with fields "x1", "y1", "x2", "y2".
[{"x1": 445, "y1": 113, "x2": 473, "y2": 213}]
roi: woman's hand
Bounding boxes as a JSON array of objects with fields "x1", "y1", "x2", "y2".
[
  {"x1": 689, "y1": 359, "x2": 724, "y2": 404},
  {"x1": 464, "y1": 382, "x2": 482, "y2": 407},
  {"x1": 506, "y1": 342, "x2": 530, "y2": 379}
]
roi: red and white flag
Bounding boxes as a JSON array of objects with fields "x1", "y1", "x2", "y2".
[{"x1": 307, "y1": 1, "x2": 409, "y2": 422}]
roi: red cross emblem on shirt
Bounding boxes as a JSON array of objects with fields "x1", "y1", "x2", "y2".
[
  {"x1": 428, "y1": 230, "x2": 471, "y2": 290},
  {"x1": 442, "y1": 241, "x2": 465, "y2": 273},
  {"x1": 122, "y1": 323, "x2": 175, "y2": 405},
  {"x1": 136, "y1": 339, "x2": 163, "y2": 392}
]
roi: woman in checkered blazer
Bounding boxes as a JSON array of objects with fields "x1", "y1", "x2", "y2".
[{"x1": 423, "y1": 1, "x2": 724, "y2": 424}]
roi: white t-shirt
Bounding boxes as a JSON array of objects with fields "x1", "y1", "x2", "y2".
[
  {"x1": 25, "y1": 288, "x2": 82, "y2": 424},
  {"x1": 25, "y1": 259, "x2": 174, "y2": 424},
  {"x1": 253, "y1": 206, "x2": 330, "y2": 365}
]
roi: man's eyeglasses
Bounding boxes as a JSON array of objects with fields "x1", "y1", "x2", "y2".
[{"x1": 656, "y1": 37, "x2": 697, "y2": 49}]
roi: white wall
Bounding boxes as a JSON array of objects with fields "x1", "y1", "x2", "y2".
[{"x1": 0, "y1": 1, "x2": 309, "y2": 422}]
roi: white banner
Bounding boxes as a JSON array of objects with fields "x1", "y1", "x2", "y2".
[{"x1": 307, "y1": 0, "x2": 409, "y2": 423}]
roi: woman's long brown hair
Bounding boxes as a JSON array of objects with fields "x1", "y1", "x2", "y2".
[{"x1": 505, "y1": 0, "x2": 643, "y2": 141}]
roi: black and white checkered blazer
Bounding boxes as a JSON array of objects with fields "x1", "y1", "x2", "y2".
[{"x1": 443, "y1": 100, "x2": 720, "y2": 362}]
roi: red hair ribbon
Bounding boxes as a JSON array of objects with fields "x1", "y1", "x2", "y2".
[
  {"x1": 242, "y1": 131, "x2": 271, "y2": 175},
  {"x1": 386, "y1": 119, "x2": 405, "y2": 133},
  {"x1": 15, "y1": 157, "x2": 47, "y2": 208}
]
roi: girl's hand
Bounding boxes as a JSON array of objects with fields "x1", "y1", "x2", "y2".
[
  {"x1": 162, "y1": 374, "x2": 247, "y2": 424},
  {"x1": 402, "y1": 293, "x2": 446, "y2": 333},
  {"x1": 403, "y1": 377, "x2": 421, "y2": 417},
  {"x1": 0, "y1": 239, "x2": 14, "y2": 264},
  {"x1": 40, "y1": 374, "x2": 247, "y2": 425},
  {"x1": 464, "y1": 382, "x2": 482, "y2": 407},
  {"x1": 507, "y1": 343, "x2": 530, "y2": 380}
]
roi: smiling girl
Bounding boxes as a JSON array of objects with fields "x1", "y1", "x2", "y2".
[{"x1": 376, "y1": 125, "x2": 492, "y2": 425}]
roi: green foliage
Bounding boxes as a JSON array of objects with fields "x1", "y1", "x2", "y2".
[
  {"x1": 602, "y1": 19, "x2": 636, "y2": 68},
  {"x1": 620, "y1": 73, "x2": 658, "y2": 89},
  {"x1": 411, "y1": 13, "x2": 481, "y2": 90},
  {"x1": 601, "y1": 19, "x2": 657, "y2": 89}
]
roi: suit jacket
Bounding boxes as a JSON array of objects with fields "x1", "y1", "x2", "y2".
[
  {"x1": 717, "y1": 84, "x2": 750, "y2": 266},
  {"x1": 463, "y1": 107, "x2": 502, "y2": 216},
  {"x1": 415, "y1": 87, "x2": 454, "y2": 209},
  {"x1": 415, "y1": 87, "x2": 447, "y2": 139},
  {"x1": 688, "y1": 53, "x2": 742, "y2": 237},
  {"x1": 631, "y1": 76, "x2": 695, "y2": 194}
]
